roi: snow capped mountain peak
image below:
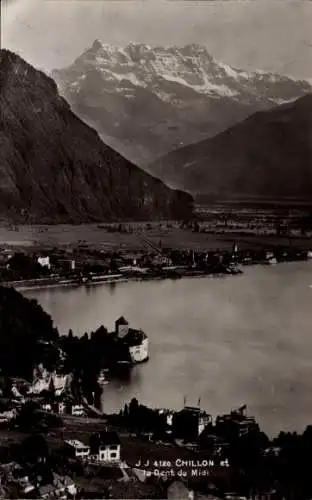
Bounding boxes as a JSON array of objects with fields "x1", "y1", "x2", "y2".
[
  {"x1": 126, "y1": 41, "x2": 152, "y2": 50},
  {"x1": 62, "y1": 42, "x2": 312, "y2": 105},
  {"x1": 70, "y1": 41, "x2": 312, "y2": 105},
  {"x1": 52, "y1": 42, "x2": 312, "y2": 166},
  {"x1": 91, "y1": 39, "x2": 103, "y2": 51}
]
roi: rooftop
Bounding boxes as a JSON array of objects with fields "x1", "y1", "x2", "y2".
[
  {"x1": 115, "y1": 316, "x2": 129, "y2": 326},
  {"x1": 63, "y1": 475, "x2": 75, "y2": 487},
  {"x1": 183, "y1": 406, "x2": 201, "y2": 413},
  {"x1": 39, "y1": 484, "x2": 55, "y2": 496},
  {"x1": 94, "y1": 431, "x2": 120, "y2": 446},
  {"x1": 123, "y1": 328, "x2": 147, "y2": 346},
  {"x1": 64, "y1": 439, "x2": 89, "y2": 449}
]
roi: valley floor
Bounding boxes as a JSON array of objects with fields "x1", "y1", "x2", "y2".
[{"x1": 0, "y1": 223, "x2": 312, "y2": 253}]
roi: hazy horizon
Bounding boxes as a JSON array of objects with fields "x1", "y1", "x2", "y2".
[{"x1": 1, "y1": 0, "x2": 312, "y2": 81}]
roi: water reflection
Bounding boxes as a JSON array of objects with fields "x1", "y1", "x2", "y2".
[
  {"x1": 109, "y1": 364, "x2": 134, "y2": 384},
  {"x1": 108, "y1": 282, "x2": 117, "y2": 295}
]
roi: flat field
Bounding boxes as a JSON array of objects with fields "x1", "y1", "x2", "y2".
[{"x1": 0, "y1": 223, "x2": 312, "y2": 253}]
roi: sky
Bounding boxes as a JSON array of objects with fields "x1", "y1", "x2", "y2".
[{"x1": 1, "y1": 0, "x2": 312, "y2": 80}]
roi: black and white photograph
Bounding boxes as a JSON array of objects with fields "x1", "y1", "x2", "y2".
[{"x1": 1, "y1": 0, "x2": 312, "y2": 498}]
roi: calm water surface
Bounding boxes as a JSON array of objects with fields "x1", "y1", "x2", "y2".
[{"x1": 23, "y1": 261, "x2": 312, "y2": 437}]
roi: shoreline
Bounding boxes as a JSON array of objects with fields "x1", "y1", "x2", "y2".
[
  {"x1": 1, "y1": 270, "x2": 241, "y2": 292},
  {"x1": 3, "y1": 258, "x2": 310, "y2": 292}
]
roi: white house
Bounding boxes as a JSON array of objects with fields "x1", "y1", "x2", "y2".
[
  {"x1": 37, "y1": 256, "x2": 51, "y2": 269},
  {"x1": 64, "y1": 440, "x2": 90, "y2": 459},
  {"x1": 71, "y1": 404, "x2": 85, "y2": 417},
  {"x1": 158, "y1": 409, "x2": 174, "y2": 427},
  {"x1": 41, "y1": 403, "x2": 52, "y2": 412},
  {"x1": 89, "y1": 431, "x2": 121, "y2": 463}
]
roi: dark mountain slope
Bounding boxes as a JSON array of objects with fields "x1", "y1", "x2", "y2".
[
  {"x1": 0, "y1": 50, "x2": 192, "y2": 223},
  {"x1": 148, "y1": 94, "x2": 312, "y2": 201}
]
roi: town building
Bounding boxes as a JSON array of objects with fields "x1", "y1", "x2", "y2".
[
  {"x1": 57, "y1": 258, "x2": 76, "y2": 271},
  {"x1": 38, "y1": 474, "x2": 77, "y2": 500},
  {"x1": 57, "y1": 401, "x2": 66, "y2": 414},
  {"x1": 216, "y1": 405, "x2": 259, "y2": 438},
  {"x1": 51, "y1": 373, "x2": 72, "y2": 397},
  {"x1": 41, "y1": 403, "x2": 52, "y2": 412},
  {"x1": 64, "y1": 439, "x2": 90, "y2": 459},
  {"x1": 71, "y1": 404, "x2": 85, "y2": 417},
  {"x1": 172, "y1": 405, "x2": 212, "y2": 442},
  {"x1": 40, "y1": 398, "x2": 69, "y2": 415},
  {"x1": 151, "y1": 254, "x2": 173, "y2": 267},
  {"x1": 158, "y1": 409, "x2": 175, "y2": 427},
  {"x1": 29, "y1": 370, "x2": 71, "y2": 398},
  {"x1": 89, "y1": 431, "x2": 121, "y2": 463},
  {"x1": 37, "y1": 256, "x2": 51, "y2": 269},
  {"x1": 115, "y1": 317, "x2": 149, "y2": 363},
  {"x1": 264, "y1": 446, "x2": 281, "y2": 457},
  {"x1": 0, "y1": 409, "x2": 16, "y2": 424},
  {"x1": 38, "y1": 484, "x2": 56, "y2": 499}
]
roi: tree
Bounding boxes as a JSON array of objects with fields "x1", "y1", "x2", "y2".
[
  {"x1": 0, "y1": 375, "x2": 12, "y2": 397},
  {"x1": 0, "y1": 286, "x2": 59, "y2": 378},
  {"x1": 123, "y1": 404, "x2": 129, "y2": 419},
  {"x1": 82, "y1": 333, "x2": 89, "y2": 343},
  {"x1": 129, "y1": 398, "x2": 139, "y2": 426},
  {"x1": 20, "y1": 434, "x2": 49, "y2": 464},
  {"x1": 7, "y1": 253, "x2": 42, "y2": 279},
  {"x1": 13, "y1": 401, "x2": 41, "y2": 431}
]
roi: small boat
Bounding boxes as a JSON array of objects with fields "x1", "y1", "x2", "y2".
[
  {"x1": 263, "y1": 257, "x2": 277, "y2": 265},
  {"x1": 267, "y1": 257, "x2": 277, "y2": 265}
]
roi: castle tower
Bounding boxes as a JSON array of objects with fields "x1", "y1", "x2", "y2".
[{"x1": 115, "y1": 316, "x2": 129, "y2": 338}]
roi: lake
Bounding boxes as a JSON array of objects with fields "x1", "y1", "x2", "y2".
[{"x1": 23, "y1": 261, "x2": 312, "y2": 437}]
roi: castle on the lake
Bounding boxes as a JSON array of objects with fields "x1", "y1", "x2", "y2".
[{"x1": 114, "y1": 316, "x2": 149, "y2": 363}]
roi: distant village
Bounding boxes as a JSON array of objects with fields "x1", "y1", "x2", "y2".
[
  {"x1": 0, "y1": 231, "x2": 311, "y2": 292},
  {"x1": 0, "y1": 210, "x2": 312, "y2": 291}
]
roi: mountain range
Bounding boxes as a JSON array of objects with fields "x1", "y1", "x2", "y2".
[
  {"x1": 52, "y1": 41, "x2": 312, "y2": 167},
  {"x1": 149, "y1": 94, "x2": 312, "y2": 202},
  {"x1": 0, "y1": 49, "x2": 192, "y2": 223}
]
